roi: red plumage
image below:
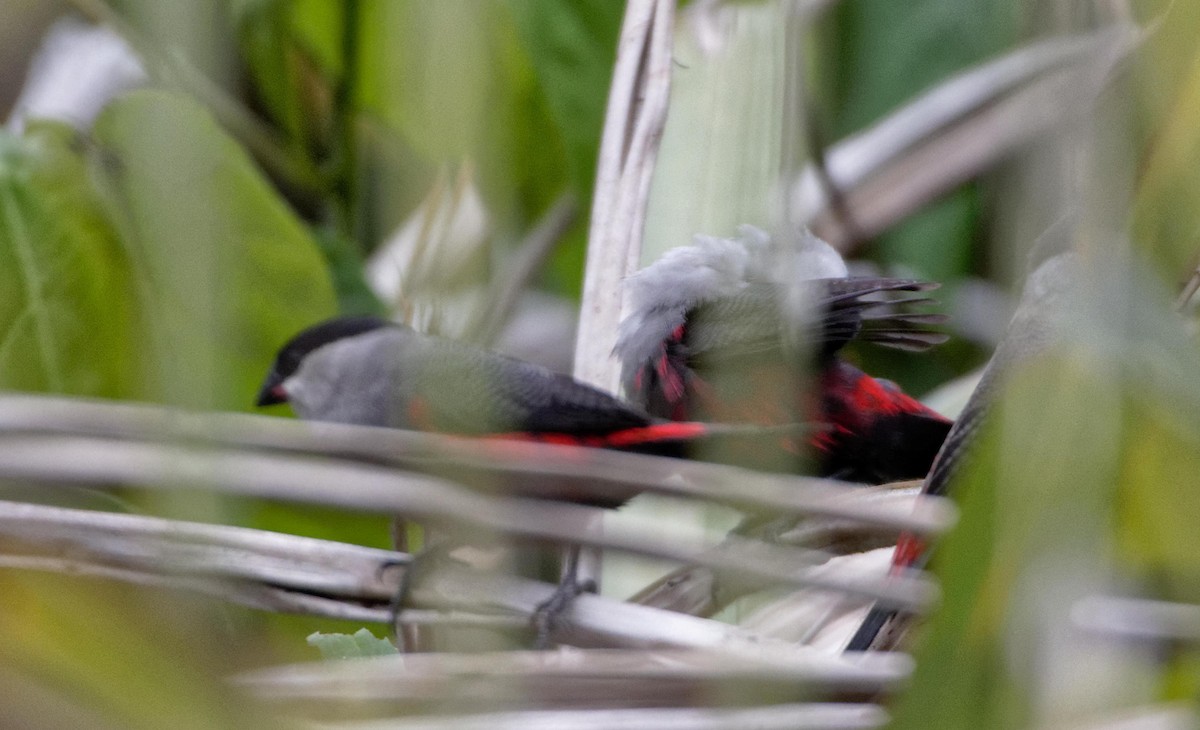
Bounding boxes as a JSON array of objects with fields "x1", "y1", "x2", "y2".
[{"x1": 616, "y1": 236, "x2": 953, "y2": 484}]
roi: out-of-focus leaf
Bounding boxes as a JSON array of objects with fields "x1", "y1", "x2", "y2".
[
  {"x1": 236, "y1": 2, "x2": 309, "y2": 148},
  {"x1": 1132, "y1": 1, "x2": 1200, "y2": 280},
  {"x1": 506, "y1": 0, "x2": 623, "y2": 199},
  {"x1": 829, "y1": 0, "x2": 1019, "y2": 135},
  {"x1": 0, "y1": 122, "x2": 137, "y2": 397},
  {"x1": 822, "y1": 0, "x2": 1019, "y2": 277},
  {"x1": 307, "y1": 629, "x2": 397, "y2": 660},
  {"x1": 0, "y1": 575, "x2": 273, "y2": 730},
  {"x1": 91, "y1": 90, "x2": 336, "y2": 411},
  {"x1": 356, "y1": 1, "x2": 567, "y2": 230},
  {"x1": 313, "y1": 228, "x2": 385, "y2": 316},
  {"x1": 1118, "y1": 402, "x2": 1200, "y2": 594},
  {"x1": 289, "y1": 0, "x2": 345, "y2": 79},
  {"x1": 891, "y1": 251, "x2": 1200, "y2": 727},
  {"x1": 892, "y1": 356, "x2": 1142, "y2": 729},
  {"x1": 235, "y1": 0, "x2": 344, "y2": 158},
  {"x1": 357, "y1": 1, "x2": 495, "y2": 160}
]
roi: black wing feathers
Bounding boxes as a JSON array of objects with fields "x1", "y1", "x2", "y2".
[
  {"x1": 684, "y1": 277, "x2": 946, "y2": 365},
  {"x1": 515, "y1": 370, "x2": 653, "y2": 435}
]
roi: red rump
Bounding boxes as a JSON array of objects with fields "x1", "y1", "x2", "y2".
[
  {"x1": 495, "y1": 421, "x2": 711, "y2": 449},
  {"x1": 892, "y1": 533, "x2": 926, "y2": 573},
  {"x1": 812, "y1": 361, "x2": 952, "y2": 484},
  {"x1": 820, "y1": 361, "x2": 942, "y2": 426}
]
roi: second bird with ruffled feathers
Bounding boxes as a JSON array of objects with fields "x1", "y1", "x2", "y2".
[{"x1": 615, "y1": 225, "x2": 953, "y2": 484}]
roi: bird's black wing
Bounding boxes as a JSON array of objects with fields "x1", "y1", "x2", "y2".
[
  {"x1": 685, "y1": 278, "x2": 948, "y2": 365},
  {"x1": 513, "y1": 368, "x2": 654, "y2": 435},
  {"x1": 820, "y1": 278, "x2": 948, "y2": 356},
  {"x1": 415, "y1": 339, "x2": 652, "y2": 436}
]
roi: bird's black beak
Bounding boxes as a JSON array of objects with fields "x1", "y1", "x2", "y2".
[{"x1": 255, "y1": 371, "x2": 288, "y2": 407}]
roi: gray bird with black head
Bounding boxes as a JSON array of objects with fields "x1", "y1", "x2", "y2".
[{"x1": 258, "y1": 315, "x2": 664, "y2": 442}]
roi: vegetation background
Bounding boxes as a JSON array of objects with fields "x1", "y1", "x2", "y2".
[{"x1": 1, "y1": 1, "x2": 1198, "y2": 728}]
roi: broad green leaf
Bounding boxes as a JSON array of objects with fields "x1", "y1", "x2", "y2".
[
  {"x1": 91, "y1": 90, "x2": 336, "y2": 411},
  {"x1": 892, "y1": 356, "x2": 1143, "y2": 729},
  {"x1": 506, "y1": 0, "x2": 623, "y2": 199},
  {"x1": 0, "y1": 123, "x2": 137, "y2": 398}
]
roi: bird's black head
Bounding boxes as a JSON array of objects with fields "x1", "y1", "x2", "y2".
[{"x1": 256, "y1": 315, "x2": 393, "y2": 406}]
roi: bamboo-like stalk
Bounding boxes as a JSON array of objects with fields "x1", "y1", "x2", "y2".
[
  {"x1": 631, "y1": 487, "x2": 921, "y2": 618},
  {"x1": 0, "y1": 500, "x2": 927, "y2": 650},
  {"x1": 793, "y1": 24, "x2": 1140, "y2": 250},
  {"x1": 237, "y1": 646, "x2": 909, "y2": 707},
  {"x1": 574, "y1": 0, "x2": 676, "y2": 394},
  {"x1": 0, "y1": 433, "x2": 936, "y2": 610},
  {"x1": 569, "y1": 0, "x2": 677, "y2": 593},
  {"x1": 0, "y1": 394, "x2": 954, "y2": 535},
  {"x1": 260, "y1": 703, "x2": 890, "y2": 730}
]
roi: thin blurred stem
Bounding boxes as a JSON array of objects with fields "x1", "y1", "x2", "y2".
[
  {"x1": 66, "y1": 0, "x2": 327, "y2": 207},
  {"x1": 469, "y1": 192, "x2": 578, "y2": 345},
  {"x1": 330, "y1": 0, "x2": 363, "y2": 244},
  {"x1": 805, "y1": 100, "x2": 865, "y2": 245},
  {"x1": 1176, "y1": 265, "x2": 1200, "y2": 312}
]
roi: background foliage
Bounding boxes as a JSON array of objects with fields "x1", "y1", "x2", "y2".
[{"x1": 1, "y1": 0, "x2": 1198, "y2": 728}]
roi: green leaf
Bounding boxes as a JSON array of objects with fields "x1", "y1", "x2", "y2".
[
  {"x1": 824, "y1": 0, "x2": 1020, "y2": 278},
  {"x1": 314, "y1": 228, "x2": 386, "y2": 316},
  {"x1": 91, "y1": 90, "x2": 337, "y2": 411},
  {"x1": 237, "y1": 2, "x2": 309, "y2": 147},
  {"x1": 829, "y1": 0, "x2": 1020, "y2": 135},
  {"x1": 892, "y1": 357, "x2": 1129, "y2": 729},
  {"x1": 307, "y1": 629, "x2": 397, "y2": 659},
  {"x1": 354, "y1": 1, "x2": 569, "y2": 244},
  {"x1": 236, "y1": 0, "x2": 344, "y2": 156},
  {"x1": 0, "y1": 123, "x2": 138, "y2": 397},
  {"x1": 506, "y1": 0, "x2": 623, "y2": 199}
]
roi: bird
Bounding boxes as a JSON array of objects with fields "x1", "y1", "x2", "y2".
[
  {"x1": 256, "y1": 313, "x2": 783, "y2": 646},
  {"x1": 615, "y1": 225, "x2": 953, "y2": 485},
  {"x1": 844, "y1": 242, "x2": 1082, "y2": 652},
  {"x1": 256, "y1": 315, "x2": 728, "y2": 501}
]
